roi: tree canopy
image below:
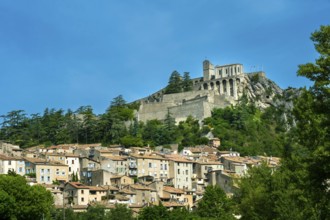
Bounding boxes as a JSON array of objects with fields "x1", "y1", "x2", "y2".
[{"x1": 0, "y1": 174, "x2": 54, "y2": 220}]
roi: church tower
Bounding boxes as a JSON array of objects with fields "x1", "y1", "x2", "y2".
[{"x1": 203, "y1": 60, "x2": 215, "y2": 81}]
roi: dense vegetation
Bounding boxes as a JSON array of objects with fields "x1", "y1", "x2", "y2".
[
  {"x1": 234, "y1": 25, "x2": 330, "y2": 220},
  {"x1": 0, "y1": 172, "x2": 54, "y2": 220},
  {"x1": 164, "y1": 71, "x2": 193, "y2": 94}
]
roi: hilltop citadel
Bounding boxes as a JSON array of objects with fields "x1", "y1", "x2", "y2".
[{"x1": 137, "y1": 60, "x2": 267, "y2": 123}]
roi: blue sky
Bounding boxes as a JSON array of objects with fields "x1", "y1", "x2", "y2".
[{"x1": 0, "y1": 0, "x2": 329, "y2": 116}]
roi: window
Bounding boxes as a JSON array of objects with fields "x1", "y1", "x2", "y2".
[
  {"x1": 81, "y1": 197, "x2": 84, "y2": 202},
  {"x1": 41, "y1": 169, "x2": 44, "y2": 174},
  {"x1": 185, "y1": 170, "x2": 188, "y2": 175},
  {"x1": 41, "y1": 176, "x2": 44, "y2": 182},
  {"x1": 164, "y1": 164, "x2": 167, "y2": 170},
  {"x1": 47, "y1": 176, "x2": 50, "y2": 182},
  {"x1": 69, "y1": 167, "x2": 72, "y2": 172},
  {"x1": 81, "y1": 190, "x2": 84, "y2": 194},
  {"x1": 160, "y1": 164, "x2": 163, "y2": 170},
  {"x1": 19, "y1": 167, "x2": 23, "y2": 172},
  {"x1": 8, "y1": 161, "x2": 11, "y2": 165},
  {"x1": 56, "y1": 169, "x2": 59, "y2": 175},
  {"x1": 47, "y1": 169, "x2": 50, "y2": 174},
  {"x1": 62, "y1": 171, "x2": 65, "y2": 175},
  {"x1": 149, "y1": 163, "x2": 152, "y2": 168},
  {"x1": 186, "y1": 177, "x2": 188, "y2": 181},
  {"x1": 72, "y1": 160, "x2": 74, "y2": 165},
  {"x1": 177, "y1": 169, "x2": 180, "y2": 174}
]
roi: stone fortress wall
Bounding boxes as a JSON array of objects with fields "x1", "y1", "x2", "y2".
[{"x1": 136, "y1": 60, "x2": 265, "y2": 123}]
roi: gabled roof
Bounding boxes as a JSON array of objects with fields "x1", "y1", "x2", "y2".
[
  {"x1": 129, "y1": 184, "x2": 154, "y2": 191},
  {"x1": 66, "y1": 182, "x2": 89, "y2": 189},
  {"x1": 100, "y1": 185, "x2": 119, "y2": 191},
  {"x1": 0, "y1": 154, "x2": 22, "y2": 161},
  {"x1": 163, "y1": 186, "x2": 185, "y2": 194}
]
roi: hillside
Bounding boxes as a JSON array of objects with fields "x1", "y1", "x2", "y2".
[{"x1": 135, "y1": 60, "x2": 297, "y2": 124}]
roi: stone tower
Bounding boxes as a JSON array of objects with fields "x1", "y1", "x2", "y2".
[{"x1": 203, "y1": 60, "x2": 215, "y2": 81}]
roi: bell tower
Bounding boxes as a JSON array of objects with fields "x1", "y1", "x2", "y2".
[{"x1": 203, "y1": 60, "x2": 214, "y2": 81}]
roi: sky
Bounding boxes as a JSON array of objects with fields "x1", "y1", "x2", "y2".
[{"x1": 0, "y1": 0, "x2": 329, "y2": 116}]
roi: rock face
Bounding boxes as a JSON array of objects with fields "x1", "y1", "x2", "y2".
[{"x1": 135, "y1": 60, "x2": 293, "y2": 123}]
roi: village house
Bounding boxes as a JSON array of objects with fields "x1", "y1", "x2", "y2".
[
  {"x1": 110, "y1": 175, "x2": 134, "y2": 189},
  {"x1": 79, "y1": 157, "x2": 101, "y2": 185},
  {"x1": 41, "y1": 152, "x2": 81, "y2": 180},
  {"x1": 129, "y1": 153, "x2": 169, "y2": 182},
  {"x1": 100, "y1": 155, "x2": 128, "y2": 175},
  {"x1": 40, "y1": 183, "x2": 64, "y2": 206},
  {"x1": 207, "y1": 169, "x2": 239, "y2": 195},
  {"x1": 64, "y1": 182, "x2": 109, "y2": 206},
  {"x1": 24, "y1": 157, "x2": 69, "y2": 184},
  {"x1": 162, "y1": 186, "x2": 193, "y2": 208},
  {"x1": 192, "y1": 158, "x2": 223, "y2": 191},
  {"x1": 166, "y1": 155, "x2": 193, "y2": 190},
  {"x1": 125, "y1": 183, "x2": 157, "y2": 205},
  {"x1": 0, "y1": 154, "x2": 25, "y2": 175}
]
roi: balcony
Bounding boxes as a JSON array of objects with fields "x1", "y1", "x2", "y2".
[
  {"x1": 129, "y1": 163, "x2": 137, "y2": 169},
  {"x1": 129, "y1": 170, "x2": 137, "y2": 176}
]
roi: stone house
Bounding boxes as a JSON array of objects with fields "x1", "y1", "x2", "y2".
[
  {"x1": 110, "y1": 175, "x2": 134, "y2": 189},
  {"x1": 64, "y1": 182, "x2": 108, "y2": 206},
  {"x1": 100, "y1": 155, "x2": 128, "y2": 175},
  {"x1": 166, "y1": 155, "x2": 193, "y2": 190},
  {"x1": 24, "y1": 157, "x2": 69, "y2": 184},
  {"x1": 0, "y1": 154, "x2": 25, "y2": 176},
  {"x1": 162, "y1": 186, "x2": 193, "y2": 208},
  {"x1": 126, "y1": 183, "x2": 157, "y2": 205},
  {"x1": 130, "y1": 153, "x2": 169, "y2": 181}
]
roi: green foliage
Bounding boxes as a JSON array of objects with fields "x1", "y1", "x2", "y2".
[
  {"x1": 182, "y1": 72, "x2": 193, "y2": 92},
  {"x1": 235, "y1": 25, "x2": 330, "y2": 220},
  {"x1": 293, "y1": 25, "x2": 330, "y2": 219},
  {"x1": 165, "y1": 71, "x2": 183, "y2": 94},
  {"x1": 107, "y1": 204, "x2": 133, "y2": 220},
  {"x1": 204, "y1": 103, "x2": 286, "y2": 156},
  {"x1": 165, "y1": 71, "x2": 193, "y2": 94},
  {"x1": 120, "y1": 135, "x2": 144, "y2": 147},
  {"x1": 139, "y1": 203, "x2": 169, "y2": 220},
  {"x1": 250, "y1": 73, "x2": 260, "y2": 83},
  {"x1": 0, "y1": 174, "x2": 54, "y2": 220},
  {"x1": 196, "y1": 185, "x2": 234, "y2": 219},
  {"x1": 25, "y1": 172, "x2": 36, "y2": 178}
]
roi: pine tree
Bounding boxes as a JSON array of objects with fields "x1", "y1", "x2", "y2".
[
  {"x1": 165, "y1": 71, "x2": 182, "y2": 94},
  {"x1": 182, "y1": 72, "x2": 193, "y2": 92}
]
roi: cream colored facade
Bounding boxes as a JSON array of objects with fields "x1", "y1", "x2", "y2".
[
  {"x1": 64, "y1": 182, "x2": 108, "y2": 206},
  {"x1": 64, "y1": 182, "x2": 90, "y2": 206},
  {"x1": 0, "y1": 154, "x2": 25, "y2": 175},
  {"x1": 131, "y1": 154, "x2": 169, "y2": 181},
  {"x1": 167, "y1": 157, "x2": 193, "y2": 190},
  {"x1": 43, "y1": 153, "x2": 80, "y2": 179},
  {"x1": 36, "y1": 163, "x2": 69, "y2": 184}
]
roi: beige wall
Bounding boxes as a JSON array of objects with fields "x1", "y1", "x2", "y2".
[
  {"x1": 136, "y1": 157, "x2": 169, "y2": 180},
  {"x1": 169, "y1": 161, "x2": 193, "y2": 190},
  {"x1": 36, "y1": 164, "x2": 69, "y2": 184}
]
